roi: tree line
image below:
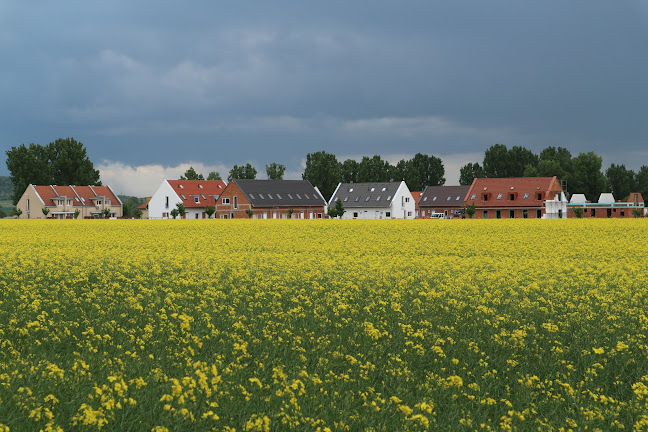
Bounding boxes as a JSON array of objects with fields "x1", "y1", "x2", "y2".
[
  {"x1": 459, "y1": 144, "x2": 648, "y2": 202},
  {"x1": 5, "y1": 138, "x2": 648, "y2": 208}
]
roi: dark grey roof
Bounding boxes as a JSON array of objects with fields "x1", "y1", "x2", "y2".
[
  {"x1": 329, "y1": 182, "x2": 403, "y2": 208},
  {"x1": 234, "y1": 179, "x2": 326, "y2": 207},
  {"x1": 419, "y1": 185, "x2": 470, "y2": 207}
]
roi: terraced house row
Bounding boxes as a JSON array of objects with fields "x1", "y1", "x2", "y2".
[{"x1": 15, "y1": 176, "x2": 646, "y2": 219}]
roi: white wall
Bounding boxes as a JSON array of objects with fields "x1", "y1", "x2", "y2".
[
  {"x1": 339, "y1": 181, "x2": 416, "y2": 219},
  {"x1": 148, "y1": 181, "x2": 181, "y2": 219}
]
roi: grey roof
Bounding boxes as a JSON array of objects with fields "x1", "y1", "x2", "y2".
[
  {"x1": 419, "y1": 185, "x2": 470, "y2": 207},
  {"x1": 329, "y1": 182, "x2": 403, "y2": 208},
  {"x1": 234, "y1": 179, "x2": 326, "y2": 207}
]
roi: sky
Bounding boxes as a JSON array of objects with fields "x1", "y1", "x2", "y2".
[{"x1": 1, "y1": 1, "x2": 647, "y2": 196}]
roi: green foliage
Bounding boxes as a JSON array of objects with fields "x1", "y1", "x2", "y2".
[
  {"x1": 228, "y1": 163, "x2": 257, "y2": 182},
  {"x1": 570, "y1": 152, "x2": 608, "y2": 201},
  {"x1": 340, "y1": 159, "x2": 359, "y2": 183},
  {"x1": 632, "y1": 208, "x2": 642, "y2": 218},
  {"x1": 170, "y1": 208, "x2": 179, "y2": 219},
  {"x1": 102, "y1": 208, "x2": 111, "y2": 218},
  {"x1": 327, "y1": 198, "x2": 345, "y2": 218},
  {"x1": 573, "y1": 207, "x2": 583, "y2": 218},
  {"x1": 136, "y1": 209, "x2": 143, "y2": 219},
  {"x1": 265, "y1": 163, "x2": 286, "y2": 180},
  {"x1": 483, "y1": 144, "x2": 511, "y2": 178},
  {"x1": 180, "y1": 166, "x2": 204, "y2": 180},
  {"x1": 42, "y1": 208, "x2": 50, "y2": 216},
  {"x1": 393, "y1": 153, "x2": 445, "y2": 191},
  {"x1": 465, "y1": 201, "x2": 476, "y2": 219},
  {"x1": 74, "y1": 209, "x2": 80, "y2": 219},
  {"x1": 459, "y1": 162, "x2": 484, "y2": 186},
  {"x1": 205, "y1": 206, "x2": 216, "y2": 219},
  {"x1": 13, "y1": 208, "x2": 22, "y2": 217},
  {"x1": 176, "y1": 203, "x2": 186, "y2": 218},
  {"x1": 0, "y1": 208, "x2": 5, "y2": 218},
  {"x1": 357, "y1": 155, "x2": 391, "y2": 183},
  {"x1": 245, "y1": 209, "x2": 253, "y2": 218},
  {"x1": 605, "y1": 163, "x2": 636, "y2": 200},
  {"x1": 119, "y1": 196, "x2": 148, "y2": 218},
  {"x1": 287, "y1": 208, "x2": 294, "y2": 219},
  {"x1": 302, "y1": 151, "x2": 340, "y2": 201},
  {"x1": 5, "y1": 138, "x2": 100, "y2": 204},
  {"x1": 0, "y1": 176, "x2": 13, "y2": 200},
  {"x1": 207, "y1": 171, "x2": 222, "y2": 181}
]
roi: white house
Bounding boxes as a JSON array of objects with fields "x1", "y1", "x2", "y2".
[
  {"x1": 543, "y1": 191, "x2": 568, "y2": 219},
  {"x1": 328, "y1": 181, "x2": 416, "y2": 219},
  {"x1": 148, "y1": 180, "x2": 227, "y2": 219}
]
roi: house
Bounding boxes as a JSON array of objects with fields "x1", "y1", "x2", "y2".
[
  {"x1": 464, "y1": 177, "x2": 564, "y2": 219},
  {"x1": 328, "y1": 181, "x2": 415, "y2": 219},
  {"x1": 410, "y1": 191, "x2": 423, "y2": 218},
  {"x1": 136, "y1": 198, "x2": 151, "y2": 219},
  {"x1": 148, "y1": 180, "x2": 227, "y2": 219},
  {"x1": 567, "y1": 192, "x2": 644, "y2": 218},
  {"x1": 418, "y1": 185, "x2": 470, "y2": 219},
  {"x1": 214, "y1": 179, "x2": 327, "y2": 219},
  {"x1": 16, "y1": 184, "x2": 123, "y2": 219}
]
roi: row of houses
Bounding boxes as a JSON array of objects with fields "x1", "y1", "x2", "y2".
[{"x1": 15, "y1": 176, "x2": 645, "y2": 219}]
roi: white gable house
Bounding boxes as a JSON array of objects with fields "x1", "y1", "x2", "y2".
[
  {"x1": 328, "y1": 181, "x2": 415, "y2": 219},
  {"x1": 148, "y1": 180, "x2": 227, "y2": 219}
]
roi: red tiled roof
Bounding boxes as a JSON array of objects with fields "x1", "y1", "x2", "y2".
[
  {"x1": 410, "y1": 192, "x2": 422, "y2": 209},
  {"x1": 167, "y1": 180, "x2": 227, "y2": 208},
  {"x1": 466, "y1": 177, "x2": 562, "y2": 208},
  {"x1": 31, "y1": 185, "x2": 121, "y2": 207},
  {"x1": 137, "y1": 198, "x2": 151, "y2": 209}
]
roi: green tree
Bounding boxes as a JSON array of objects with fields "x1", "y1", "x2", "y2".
[
  {"x1": 459, "y1": 162, "x2": 484, "y2": 185},
  {"x1": 136, "y1": 209, "x2": 143, "y2": 219},
  {"x1": 605, "y1": 163, "x2": 636, "y2": 200},
  {"x1": 180, "y1": 166, "x2": 204, "y2": 180},
  {"x1": 302, "y1": 151, "x2": 341, "y2": 201},
  {"x1": 74, "y1": 209, "x2": 80, "y2": 219},
  {"x1": 573, "y1": 207, "x2": 583, "y2": 218},
  {"x1": 102, "y1": 208, "x2": 111, "y2": 219},
  {"x1": 170, "y1": 208, "x2": 179, "y2": 219},
  {"x1": 245, "y1": 209, "x2": 253, "y2": 218},
  {"x1": 539, "y1": 147, "x2": 572, "y2": 179},
  {"x1": 228, "y1": 163, "x2": 257, "y2": 182},
  {"x1": 42, "y1": 208, "x2": 50, "y2": 217},
  {"x1": 523, "y1": 164, "x2": 539, "y2": 177},
  {"x1": 508, "y1": 146, "x2": 539, "y2": 177},
  {"x1": 266, "y1": 162, "x2": 286, "y2": 180},
  {"x1": 357, "y1": 155, "x2": 391, "y2": 183},
  {"x1": 176, "y1": 202, "x2": 187, "y2": 219},
  {"x1": 403, "y1": 153, "x2": 445, "y2": 191},
  {"x1": 482, "y1": 144, "x2": 510, "y2": 178},
  {"x1": 570, "y1": 152, "x2": 608, "y2": 201},
  {"x1": 6, "y1": 138, "x2": 101, "y2": 204},
  {"x1": 340, "y1": 159, "x2": 359, "y2": 184},
  {"x1": 287, "y1": 208, "x2": 294, "y2": 219},
  {"x1": 207, "y1": 171, "x2": 222, "y2": 181},
  {"x1": 465, "y1": 201, "x2": 476, "y2": 219},
  {"x1": 334, "y1": 198, "x2": 345, "y2": 218},
  {"x1": 205, "y1": 205, "x2": 215, "y2": 219},
  {"x1": 636, "y1": 166, "x2": 648, "y2": 199}
]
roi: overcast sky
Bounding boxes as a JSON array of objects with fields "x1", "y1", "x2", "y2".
[{"x1": 1, "y1": 1, "x2": 647, "y2": 196}]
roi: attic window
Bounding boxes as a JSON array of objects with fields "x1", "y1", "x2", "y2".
[
  {"x1": 181, "y1": 194, "x2": 187, "y2": 200},
  {"x1": 382, "y1": 187, "x2": 386, "y2": 191},
  {"x1": 344, "y1": 197, "x2": 348, "y2": 202},
  {"x1": 376, "y1": 196, "x2": 381, "y2": 201},
  {"x1": 523, "y1": 193, "x2": 529, "y2": 199},
  {"x1": 447, "y1": 196, "x2": 451, "y2": 201},
  {"x1": 433, "y1": 197, "x2": 437, "y2": 201},
  {"x1": 387, "y1": 196, "x2": 392, "y2": 201},
  {"x1": 201, "y1": 194, "x2": 206, "y2": 200},
  {"x1": 470, "y1": 194, "x2": 476, "y2": 200},
  {"x1": 365, "y1": 197, "x2": 370, "y2": 202},
  {"x1": 509, "y1": 193, "x2": 515, "y2": 200},
  {"x1": 423, "y1": 197, "x2": 428, "y2": 201},
  {"x1": 355, "y1": 197, "x2": 360, "y2": 202},
  {"x1": 287, "y1": 194, "x2": 294, "y2": 199},
  {"x1": 497, "y1": 193, "x2": 503, "y2": 200},
  {"x1": 304, "y1": 193, "x2": 310, "y2": 199},
  {"x1": 371, "y1": 187, "x2": 375, "y2": 192},
  {"x1": 276, "y1": 194, "x2": 282, "y2": 199},
  {"x1": 536, "y1": 193, "x2": 542, "y2": 200},
  {"x1": 198, "y1": 185, "x2": 203, "y2": 189},
  {"x1": 179, "y1": 185, "x2": 184, "y2": 189},
  {"x1": 259, "y1": 194, "x2": 265, "y2": 199},
  {"x1": 249, "y1": 193, "x2": 255, "y2": 199},
  {"x1": 349, "y1": 188, "x2": 354, "y2": 192},
  {"x1": 194, "y1": 196, "x2": 200, "y2": 203},
  {"x1": 456, "y1": 196, "x2": 460, "y2": 201},
  {"x1": 296, "y1": 194, "x2": 302, "y2": 199}
]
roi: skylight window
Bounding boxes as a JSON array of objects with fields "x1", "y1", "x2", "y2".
[
  {"x1": 355, "y1": 197, "x2": 360, "y2": 202},
  {"x1": 470, "y1": 194, "x2": 476, "y2": 200},
  {"x1": 433, "y1": 197, "x2": 437, "y2": 201},
  {"x1": 287, "y1": 194, "x2": 294, "y2": 199},
  {"x1": 304, "y1": 193, "x2": 310, "y2": 199},
  {"x1": 376, "y1": 196, "x2": 381, "y2": 201},
  {"x1": 365, "y1": 197, "x2": 370, "y2": 202},
  {"x1": 296, "y1": 194, "x2": 302, "y2": 199},
  {"x1": 276, "y1": 194, "x2": 282, "y2": 199},
  {"x1": 387, "y1": 196, "x2": 392, "y2": 201},
  {"x1": 344, "y1": 197, "x2": 348, "y2": 202},
  {"x1": 423, "y1": 197, "x2": 428, "y2": 201},
  {"x1": 456, "y1": 196, "x2": 460, "y2": 201},
  {"x1": 523, "y1": 193, "x2": 529, "y2": 199},
  {"x1": 218, "y1": 185, "x2": 222, "y2": 189},
  {"x1": 267, "y1": 194, "x2": 274, "y2": 199},
  {"x1": 249, "y1": 193, "x2": 255, "y2": 199},
  {"x1": 259, "y1": 194, "x2": 265, "y2": 199},
  {"x1": 181, "y1": 194, "x2": 187, "y2": 200},
  {"x1": 349, "y1": 188, "x2": 354, "y2": 192},
  {"x1": 447, "y1": 196, "x2": 451, "y2": 201},
  {"x1": 179, "y1": 185, "x2": 184, "y2": 189},
  {"x1": 497, "y1": 193, "x2": 503, "y2": 200},
  {"x1": 198, "y1": 185, "x2": 203, "y2": 189},
  {"x1": 371, "y1": 187, "x2": 375, "y2": 192},
  {"x1": 201, "y1": 194, "x2": 206, "y2": 200},
  {"x1": 382, "y1": 187, "x2": 386, "y2": 191}
]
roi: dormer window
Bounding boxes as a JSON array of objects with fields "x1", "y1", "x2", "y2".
[
  {"x1": 509, "y1": 193, "x2": 515, "y2": 200},
  {"x1": 96, "y1": 200, "x2": 102, "y2": 205},
  {"x1": 537, "y1": 193, "x2": 542, "y2": 200},
  {"x1": 483, "y1": 194, "x2": 488, "y2": 201},
  {"x1": 349, "y1": 188, "x2": 354, "y2": 192},
  {"x1": 194, "y1": 196, "x2": 200, "y2": 203}
]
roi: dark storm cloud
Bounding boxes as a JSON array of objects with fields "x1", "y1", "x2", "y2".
[{"x1": 1, "y1": 0, "x2": 647, "y2": 190}]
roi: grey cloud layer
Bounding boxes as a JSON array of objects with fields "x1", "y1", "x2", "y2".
[{"x1": 1, "y1": 1, "x2": 647, "y2": 179}]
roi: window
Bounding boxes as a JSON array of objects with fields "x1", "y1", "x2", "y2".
[
  {"x1": 67, "y1": 199, "x2": 72, "y2": 206},
  {"x1": 353, "y1": 212, "x2": 358, "y2": 218},
  {"x1": 355, "y1": 197, "x2": 360, "y2": 202},
  {"x1": 195, "y1": 213, "x2": 199, "y2": 219},
  {"x1": 222, "y1": 198, "x2": 230, "y2": 204},
  {"x1": 287, "y1": 194, "x2": 294, "y2": 199},
  {"x1": 276, "y1": 194, "x2": 282, "y2": 199},
  {"x1": 470, "y1": 194, "x2": 477, "y2": 200},
  {"x1": 423, "y1": 197, "x2": 428, "y2": 202},
  {"x1": 259, "y1": 194, "x2": 265, "y2": 199},
  {"x1": 509, "y1": 210, "x2": 515, "y2": 218},
  {"x1": 509, "y1": 194, "x2": 515, "y2": 200},
  {"x1": 194, "y1": 196, "x2": 200, "y2": 203},
  {"x1": 407, "y1": 211, "x2": 412, "y2": 217},
  {"x1": 201, "y1": 194, "x2": 206, "y2": 200},
  {"x1": 537, "y1": 193, "x2": 542, "y2": 200},
  {"x1": 166, "y1": 196, "x2": 169, "y2": 208},
  {"x1": 267, "y1": 194, "x2": 273, "y2": 199},
  {"x1": 433, "y1": 196, "x2": 437, "y2": 201},
  {"x1": 198, "y1": 184, "x2": 203, "y2": 189},
  {"x1": 179, "y1": 184, "x2": 184, "y2": 189},
  {"x1": 523, "y1": 210, "x2": 528, "y2": 218},
  {"x1": 376, "y1": 196, "x2": 381, "y2": 201},
  {"x1": 536, "y1": 209, "x2": 542, "y2": 218},
  {"x1": 483, "y1": 210, "x2": 489, "y2": 219},
  {"x1": 387, "y1": 196, "x2": 392, "y2": 201},
  {"x1": 231, "y1": 212, "x2": 235, "y2": 219},
  {"x1": 496, "y1": 210, "x2": 501, "y2": 219},
  {"x1": 304, "y1": 194, "x2": 310, "y2": 199},
  {"x1": 483, "y1": 194, "x2": 488, "y2": 201},
  {"x1": 371, "y1": 187, "x2": 375, "y2": 192},
  {"x1": 365, "y1": 197, "x2": 370, "y2": 202},
  {"x1": 233, "y1": 196, "x2": 238, "y2": 209},
  {"x1": 447, "y1": 196, "x2": 451, "y2": 201},
  {"x1": 405, "y1": 197, "x2": 410, "y2": 203},
  {"x1": 386, "y1": 212, "x2": 391, "y2": 217},
  {"x1": 382, "y1": 187, "x2": 386, "y2": 191},
  {"x1": 523, "y1": 193, "x2": 529, "y2": 199},
  {"x1": 296, "y1": 194, "x2": 302, "y2": 199},
  {"x1": 344, "y1": 197, "x2": 348, "y2": 202},
  {"x1": 249, "y1": 194, "x2": 255, "y2": 200},
  {"x1": 27, "y1": 199, "x2": 30, "y2": 212},
  {"x1": 349, "y1": 188, "x2": 354, "y2": 192},
  {"x1": 497, "y1": 193, "x2": 503, "y2": 200},
  {"x1": 181, "y1": 194, "x2": 186, "y2": 200}
]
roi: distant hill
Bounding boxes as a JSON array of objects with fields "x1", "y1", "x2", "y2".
[{"x1": 0, "y1": 176, "x2": 13, "y2": 201}]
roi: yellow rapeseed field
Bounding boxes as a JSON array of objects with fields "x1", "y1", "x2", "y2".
[{"x1": 0, "y1": 219, "x2": 647, "y2": 431}]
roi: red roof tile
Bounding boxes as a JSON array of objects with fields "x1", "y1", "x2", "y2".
[
  {"x1": 167, "y1": 180, "x2": 227, "y2": 208},
  {"x1": 466, "y1": 177, "x2": 562, "y2": 208}
]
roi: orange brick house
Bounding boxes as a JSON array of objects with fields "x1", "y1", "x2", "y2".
[
  {"x1": 214, "y1": 179, "x2": 327, "y2": 219},
  {"x1": 465, "y1": 177, "x2": 564, "y2": 219}
]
